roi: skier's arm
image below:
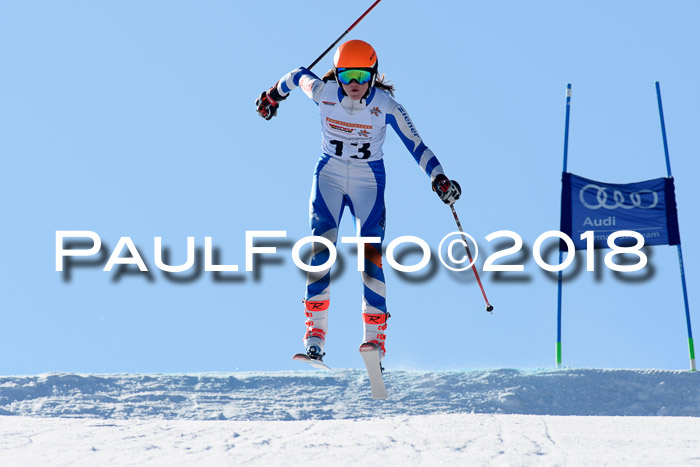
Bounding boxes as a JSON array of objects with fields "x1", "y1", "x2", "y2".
[
  {"x1": 386, "y1": 100, "x2": 461, "y2": 204},
  {"x1": 275, "y1": 67, "x2": 325, "y2": 103},
  {"x1": 256, "y1": 67, "x2": 325, "y2": 119},
  {"x1": 386, "y1": 100, "x2": 444, "y2": 180}
]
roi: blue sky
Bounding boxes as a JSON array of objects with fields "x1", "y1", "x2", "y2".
[{"x1": 1, "y1": 0, "x2": 698, "y2": 374}]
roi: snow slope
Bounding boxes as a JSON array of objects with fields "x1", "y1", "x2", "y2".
[
  {"x1": 1, "y1": 368, "x2": 698, "y2": 419},
  {"x1": 3, "y1": 413, "x2": 700, "y2": 466},
  {"x1": 1, "y1": 369, "x2": 700, "y2": 465}
]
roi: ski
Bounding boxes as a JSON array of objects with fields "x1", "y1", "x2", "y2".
[
  {"x1": 292, "y1": 353, "x2": 331, "y2": 370},
  {"x1": 359, "y1": 342, "x2": 387, "y2": 399}
]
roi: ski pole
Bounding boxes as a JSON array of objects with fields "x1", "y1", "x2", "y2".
[
  {"x1": 307, "y1": 0, "x2": 383, "y2": 71},
  {"x1": 449, "y1": 204, "x2": 494, "y2": 313}
]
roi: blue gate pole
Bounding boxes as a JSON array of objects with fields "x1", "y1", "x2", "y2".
[
  {"x1": 557, "y1": 83, "x2": 572, "y2": 368},
  {"x1": 655, "y1": 81, "x2": 696, "y2": 371}
]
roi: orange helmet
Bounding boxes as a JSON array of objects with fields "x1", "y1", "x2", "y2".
[
  {"x1": 333, "y1": 40, "x2": 378, "y2": 69},
  {"x1": 333, "y1": 40, "x2": 379, "y2": 87}
]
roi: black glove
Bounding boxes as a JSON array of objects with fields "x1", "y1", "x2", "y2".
[
  {"x1": 432, "y1": 174, "x2": 462, "y2": 205},
  {"x1": 255, "y1": 82, "x2": 288, "y2": 120}
]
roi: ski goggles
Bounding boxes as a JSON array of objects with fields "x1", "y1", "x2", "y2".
[{"x1": 336, "y1": 68, "x2": 374, "y2": 85}]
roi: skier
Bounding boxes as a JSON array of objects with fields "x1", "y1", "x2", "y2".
[{"x1": 256, "y1": 39, "x2": 461, "y2": 363}]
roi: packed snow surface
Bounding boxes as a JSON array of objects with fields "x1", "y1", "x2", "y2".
[
  {"x1": 1, "y1": 368, "x2": 700, "y2": 465},
  {"x1": 1, "y1": 368, "x2": 698, "y2": 419}
]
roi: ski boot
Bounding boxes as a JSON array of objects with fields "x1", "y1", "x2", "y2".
[
  {"x1": 362, "y1": 311, "x2": 389, "y2": 368},
  {"x1": 306, "y1": 344, "x2": 325, "y2": 361}
]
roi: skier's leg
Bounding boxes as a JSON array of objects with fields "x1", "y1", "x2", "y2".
[
  {"x1": 303, "y1": 156, "x2": 346, "y2": 355},
  {"x1": 348, "y1": 160, "x2": 389, "y2": 358}
]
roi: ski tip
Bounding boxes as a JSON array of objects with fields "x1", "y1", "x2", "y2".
[
  {"x1": 292, "y1": 353, "x2": 331, "y2": 370},
  {"x1": 359, "y1": 342, "x2": 380, "y2": 352}
]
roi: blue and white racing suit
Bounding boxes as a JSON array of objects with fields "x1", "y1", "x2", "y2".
[{"x1": 276, "y1": 67, "x2": 445, "y2": 356}]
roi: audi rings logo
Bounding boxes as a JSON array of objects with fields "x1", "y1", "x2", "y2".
[{"x1": 579, "y1": 184, "x2": 659, "y2": 210}]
